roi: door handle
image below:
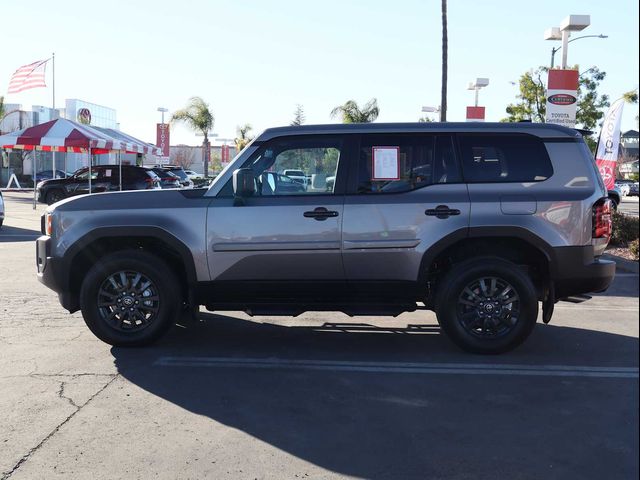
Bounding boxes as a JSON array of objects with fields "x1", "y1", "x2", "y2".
[
  {"x1": 425, "y1": 205, "x2": 461, "y2": 219},
  {"x1": 303, "y1": 207, "x2": 339, "y2": 221}
]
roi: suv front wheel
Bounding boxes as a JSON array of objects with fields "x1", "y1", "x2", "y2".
[
  {"x1": 435, "y1": 257, "x2": 538, "y2": 354},
  {"x1": 79, "y1": 250, "x2": 180, "y2": 346}
]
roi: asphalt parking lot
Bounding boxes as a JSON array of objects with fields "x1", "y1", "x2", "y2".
[{"x1": 0, "y1": 192, "x2": 638, "y2": 480}]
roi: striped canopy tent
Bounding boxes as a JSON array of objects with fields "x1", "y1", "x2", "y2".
[
  {"x1": 0, "y1": 118, "x2": 161, "y2": 155},
  {"x1": 93, "y1": 127, "x2": 161, "y2": 156}
]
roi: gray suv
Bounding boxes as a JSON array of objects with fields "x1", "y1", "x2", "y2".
[{"x1": 36, "y1": 123, "x2": 615, "y2": 353}]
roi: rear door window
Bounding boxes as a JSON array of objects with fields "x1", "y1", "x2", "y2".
[
  {"x1": 356, "y1": 134, "x2": 461, "y2": 194},
  {"x1": 458, "y1": 134, "x2": 553, "y2": 183}
]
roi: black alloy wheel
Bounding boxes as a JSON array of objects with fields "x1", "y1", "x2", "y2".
[
  {"x1": 80, "y1": 250, "x2": 180, "y2": 346},
  {"x1": 46, "y1": 189, "x2": 64, "y2": 205},
  {"x1": 456, "y1": 276, "x2": 520, "y2": 339},
  {"x1": 435, "y1": 257, "x2": 538, "y2": 354},
  {"x1": 96, "y1": 270, "x2": 161, "y2": 333}
]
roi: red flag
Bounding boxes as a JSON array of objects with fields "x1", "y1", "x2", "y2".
[{"x1": 7, "y1": 59, "x2": 48, "y2": 94}]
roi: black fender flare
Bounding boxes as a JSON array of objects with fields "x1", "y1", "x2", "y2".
[
  {"x1": 62, "y1": 226, "x2": 198, "y2": 292},
  {"x1": 417, "y1": 226, "x2": 556, "y2": 287}
]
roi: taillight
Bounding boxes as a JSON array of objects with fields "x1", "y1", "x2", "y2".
[
  {"x1": 144, "y1": 177, "x2": 156, "y2": 189},
  {"x1": 592, "y1": 198, "x2": 612, "y2": 239}
]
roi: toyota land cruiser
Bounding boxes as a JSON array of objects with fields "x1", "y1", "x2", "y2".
[{"x1": 36, "y1": 123, "x2": 615, "y2": 353}]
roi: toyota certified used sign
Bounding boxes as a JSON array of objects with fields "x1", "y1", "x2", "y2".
[
  {"x1": 547, "y1": 94, "x2": 577, "y2": 106},
  {"x1": 545, "y1": 69, "x2": 579, "y2": 128}
]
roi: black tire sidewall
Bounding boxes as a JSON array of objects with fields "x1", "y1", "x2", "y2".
[
  {"x1": 46, "y1": 190, "x2": 63, "y2": 205},
  {"x1": 436, "y1": 258, "x2": 538, "y2": 354},
  {"x1": 80, "y1": 251, "x2": 180, "y2": 346}
]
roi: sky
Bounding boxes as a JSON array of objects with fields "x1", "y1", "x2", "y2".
[{"x1": 2, "y1": 0, "x2": 638, "y2": 146}]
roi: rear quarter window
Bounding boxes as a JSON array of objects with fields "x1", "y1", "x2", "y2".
[{"x1": 458, "y1": 134, "x2": 553, "y2": 183}]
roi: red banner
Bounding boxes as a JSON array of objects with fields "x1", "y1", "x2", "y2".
[
  {"x1": 156, "y1": 123, "x2": 170, "y2": 157},
  {"x1": 221, "y1": 144, "x2": 230, "y2": 164}
]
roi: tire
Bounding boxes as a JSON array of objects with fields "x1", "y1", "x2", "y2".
[
  {"x1": 435, "y1": 257, "x2": 538, "y2": 354},
  {"x1": 45, "y1": 189, "x2": 65, "y2": 205},
  {"x1": 79, "y1": 250, "x2": 181, "y2": 346}
]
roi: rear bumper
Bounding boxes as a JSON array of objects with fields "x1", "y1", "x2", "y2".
[
  {"x1": 36, "y1": 236, "x2": 79, "y2": 312},
  {"x1": 552, "y1": 245, "x2": 616, "y2": 298}
]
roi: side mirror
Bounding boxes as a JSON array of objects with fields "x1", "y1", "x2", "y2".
[{"x1": 232, "y1": 168, "x2": 255, "y2": 205}]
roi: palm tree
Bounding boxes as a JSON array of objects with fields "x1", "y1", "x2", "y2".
[
  {"x1": 171, "y1": 97, "x2": 214, "y2": 177},
  {"x1": 330, "y1": 99, "x2": 379, "y2": 123},
  {"x1": 440, "y1": 0, "x2": 448, "y2": 122},
  {"x1": 234, "y1": 124, "x2": 254, "y2": 152}
]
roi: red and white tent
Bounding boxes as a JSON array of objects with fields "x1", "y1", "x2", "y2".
[{"x1": 0, "y1": 118, "x2": 161, "y2": 155}]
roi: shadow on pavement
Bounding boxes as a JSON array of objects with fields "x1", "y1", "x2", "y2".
[
  {"x1": 0, "y1": 225, "x2": 41, "y2": 242},
  {"x1": 110, "y1": 314, "x2": 639, "y2": 479}
]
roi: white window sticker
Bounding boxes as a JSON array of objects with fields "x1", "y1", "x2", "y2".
[
  {"x1": 372, "y1": 147, "x2": 400, "y2": 180},
  {"x1": 105, "y1": 169, "x2": 112, "y2": 177}
]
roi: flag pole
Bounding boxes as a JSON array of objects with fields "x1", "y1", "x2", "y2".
[
  {"x1": 51, "y1": 52, "x2": 55, "y2": 110},
  {"x1": 51, "y1": 53, "x2": 56, "y2": 183}
]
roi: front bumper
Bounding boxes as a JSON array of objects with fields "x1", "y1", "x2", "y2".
[
  {"x1": 552, "y1": 245, "x2": 616, "y2": 298},
  {"x1": 36, "y1": 236, "x2": 79, "y2": 312}
]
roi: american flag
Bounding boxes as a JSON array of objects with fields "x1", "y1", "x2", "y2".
[{"x1": 7, "y1": 59, "x2": 48, "y2": 94}]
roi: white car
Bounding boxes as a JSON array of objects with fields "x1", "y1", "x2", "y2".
[
  {"x1": 614, "y1": 181, "x2": 631, "y2": 196},
  {"x1": 183, "y1": 170, "x2": 202, "y2": 180},
  {"x1": 282, "y1": 169, "x2": 308, "y2": 187}
]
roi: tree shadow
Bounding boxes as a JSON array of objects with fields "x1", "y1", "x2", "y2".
[
  {"x1": 111, "y1": 314, "x2": 639, "y2": 479},
  {"x1": 0, "y1": 225, "x2": 41, "y2": 242}
]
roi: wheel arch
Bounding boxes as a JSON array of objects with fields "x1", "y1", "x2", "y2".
[
  {"x1": 63, "y1": 227, "x2": 198, "y2": 311},
  {"x1": 419, "y1": 227, "x2": 556, "y2": 304}
]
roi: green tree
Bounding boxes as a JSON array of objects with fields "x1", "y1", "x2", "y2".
[
  {"x1": 234, "y1": 124, "x2": 254, "y2": 152},
  {"x1": 0, "y1": 96, "x2": 6, "y2": 134},
  {"x1": 418, "y1": 115, "x2": 434, "y2": 123},
  {"x1": 291, "y1": 104, "x2": 305, "y2": 126},
  {"x1": 330, "y1": 99, "x2": 379, "y2": 123},
  {"x1": 440, "y1": 0, "x2": 448, "y2": 122},
  {"x1": 503, "y1": 66, "x2": 610, "y2": 151},
  {"x1": 171, "y1": 97, "x2": 215, "y2": 177}
]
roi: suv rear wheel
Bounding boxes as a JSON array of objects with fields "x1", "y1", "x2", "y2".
[
  {"x1": 435, "y1": 257, "x2": 538, "y2": 354},
  {"x1": 79, "y1": 250, "x2": 180, "y2": 346}
]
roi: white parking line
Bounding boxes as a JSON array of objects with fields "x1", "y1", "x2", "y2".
[{"x1": 154, "y1": 357, "x2": 639, "y2": 378}]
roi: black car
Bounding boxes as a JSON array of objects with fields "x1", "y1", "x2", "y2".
[
  {"x1": 155, "y1": 165, "x2": 194, "y2": 188},
  {"x1": 149, "y1": 168, "x2": 182, "y2": 189},
  {"x1": 36, "y1": 165, "x2": 161, "y2": 205},
  {"x1": 34, "y1": 170, "x2": 72, "y2": 183}
]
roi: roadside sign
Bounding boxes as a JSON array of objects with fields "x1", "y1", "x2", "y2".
[{"x1": 545, "y1": 69, "x2": 579, "y2": 128}]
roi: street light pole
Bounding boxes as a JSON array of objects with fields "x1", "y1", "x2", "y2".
[{"x1": 550, "y1": 34, "x2": 608, "y2": 68}]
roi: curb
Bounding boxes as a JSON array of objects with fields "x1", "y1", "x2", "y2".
[{"x1": 603, "y1": 253, "x2": 639, "y2": 274}]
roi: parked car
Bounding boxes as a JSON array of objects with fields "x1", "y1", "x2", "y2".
[
  {"x1": 0, "y1": 190, "x2": 4, "y2": 228},
  {"x1": 608, "y1": 187, "x2": 621, "y2": 209},
  {"x1": 629, "y1": 182, "x2": 639, "y2": 197},
  {"x1": 183, "y1": 170, "x2": 202, "y2": 180},
  {"x1": 35, "y1": 170, "x2": 72, "y2": 183},
  {"x1": 149, "y1": 168, "x2": 181, "y2": 189},
  {"x1": 155, "y1": 165, "x2": 194, "y2": 188},
  {"x1": 37, "y1": 122, "x2": 615, "y2": 353},
  {"x1": 282, "y1": 169, "x2": 308, "y2": 187},
  {"x1": 259, "y1": 172, "x2": 306, "y2": 194},
  {"x1": 614, "y1": 181, "x2": 630, "y2": 196},
  {"x1": 36, "y1": 165, "x2": 161, "y2": 205}
]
